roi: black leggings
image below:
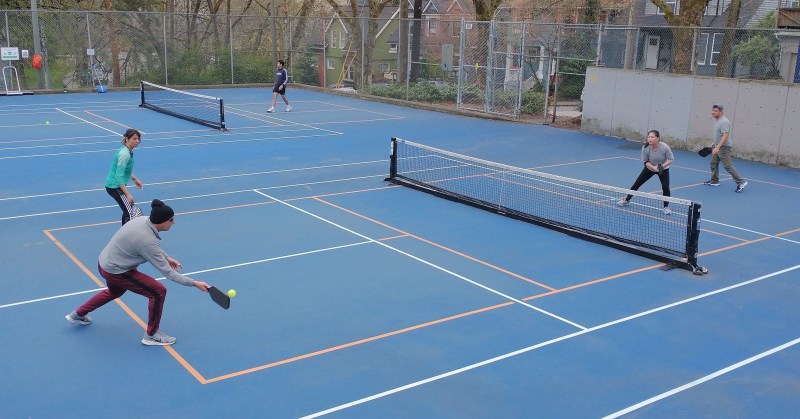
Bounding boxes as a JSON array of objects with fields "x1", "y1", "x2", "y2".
[
  {"x1": 625, "y1": 167, "x2": 670, "y2": 207},
  {"x1": 106, "y1": 187, "x2": 135, "y2": 225}
]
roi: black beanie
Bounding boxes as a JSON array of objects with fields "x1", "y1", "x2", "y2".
[{"x1": 149, "y1": 199, "x2": 174, "y2": 224}]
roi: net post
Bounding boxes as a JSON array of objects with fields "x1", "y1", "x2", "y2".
[
  {"x1": 388, "y1": 137, "x2": 398, "y2": 181},
  {"x1": 685, "y1": 201, "x2": 702, "y2": 269},
  {"x1": 219, "y1": 98, "x2": 227, "y2": 131},
  {"x1": 139, "y1": 80, "x2": 145, "y2": 107}
]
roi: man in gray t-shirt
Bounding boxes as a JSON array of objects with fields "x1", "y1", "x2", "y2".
[{"x1": 705, "y1": 104, "x2": 747, "y2": 192}]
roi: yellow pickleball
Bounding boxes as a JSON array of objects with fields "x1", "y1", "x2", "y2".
[
  {"x1": 46, "y1": 121, "x2": 50, "y2": 124},
  {"x1": 227, "y1": 289, "x2": 236, "y2": 298}
]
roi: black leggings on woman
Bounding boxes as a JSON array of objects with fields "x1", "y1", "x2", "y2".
[
  {"x1": 106, "y1": 187, "x2": 137, "y2": 225},
  {"x1": 624, "y1": 167, "x2": 670, "y2": 207}
]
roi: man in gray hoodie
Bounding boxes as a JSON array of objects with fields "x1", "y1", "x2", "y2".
[{"x1": 66, "y1": 199, "x2": 210, "y2": 346}]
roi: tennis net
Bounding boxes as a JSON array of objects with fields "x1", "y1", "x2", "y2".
[
  {"x1": 139, "y1": 81, "x2": 226, "y2": 130},
  {"x1": 387, "y1": 138, "x2": 705, "y2": 273}
]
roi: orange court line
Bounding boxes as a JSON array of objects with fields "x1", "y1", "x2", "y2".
[
  {"x1": 203, "y1": 303, "x2": 511, "y2": 383},
  {"x1": 84, "y1": 111, "x2": 136, "y2": 131},
  {"x1": 43, "y1": 228, "x2": 208, "y2": 383},
  {"x1": 44, "y1": 185, "x2": 800, "y2": 385},
  {"x1": 44, "y1": 221, "x2": 409, "y2": 385},
  {"x1": 528, "y1": 156, "x2": 628, "y2": 170},
  {"x1": 313, "y1": 196, "x2": 557, "y2": 291},
  {"x1": 521, "y1": 225, "x2": 800, "y2": 301},
  {"x1": 201, "y1": 224, "x2": 799, "y2": 384},
  {"x1": 699, "y1": 228, "x2": 748, "y2": 242}
]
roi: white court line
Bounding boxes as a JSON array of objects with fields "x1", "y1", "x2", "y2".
[
  {"x1": 253, "y1": 189, "x2": 586, "y2": 330},
  {"x1": 603, "y1": 336, "x2": 800, "y2": 418},
  {"x1": 312, "y1": 100, "x2": 408, "y2": 119},
  {"x1": 0, "y1": 121, "x2": 92, "y2": 128},
  {"x1": 56, "y1": 108, "x2": 120, "y2": 135},
  {"x1": 702, "y1": 219, "x2": 800, "y2": 245},
  {"x1": 0, "y1": 99, "x2": 134, "y2": 112},
  {"x1": 0, "y1": 241, "x2": 373, "y2": 309},
  {"x1": 0, "y1": 173, "x2": 386, "y2": 221},
  {"x1": 0, "y1": 159, "x2": 384, "y2": 202},
  {"x1": 0, "y1": 133, "x2": 115, "y2": 145},
  {"x1": 226, "y1": 104, "x2": 343, "y2": 136},
  {"x1": 0, "y1": 131, "x2": 340, "y2": 160},
  {"x1": 0, "y1": 127, "x2": 324, "y2": 152},
  {"x1": 301, "y1": 264, "x2": 800, "y2": 418},
  {"x1": 308, "y1": 116, "x2": 405, "y2": 125}
]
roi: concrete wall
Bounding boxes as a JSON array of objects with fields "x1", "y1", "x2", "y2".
[{"x1": 582, "y1": 67, "x2": 800, "y2": 167}]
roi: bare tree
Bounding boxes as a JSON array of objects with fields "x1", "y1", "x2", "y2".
[
  {"x1": 471, "y1": 0, "x2": 504, "y2": 21},
  {"x1": 715, "y1": 0, "x2": 741, "y2": 77},
  {"x1": 649, "y1": 0, "x2": 709, "y2": 74},
  {"x1": 323, "y1": 0, "x2": 394, "y2": 88}
]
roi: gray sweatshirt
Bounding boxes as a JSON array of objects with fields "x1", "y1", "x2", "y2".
[{"x1": 98, "y1": 216, "x2": 194, "y2": 286}]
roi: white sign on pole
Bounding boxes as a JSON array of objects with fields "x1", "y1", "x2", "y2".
[
  {"x1": 1, "y1": 47, "x2": 20, "y2": 61},
  {"x1": 21, "y1": 49, "x2": 29, "y2": 59},
  {"x1": 87, "y1": 49, "x2": 95, "y2": 56}
]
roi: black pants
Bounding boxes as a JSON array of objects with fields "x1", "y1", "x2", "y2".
[
  {"x1": 625, "y1": 167, "x2": 670, "y2": 207},
  {"x1": 106, "y1": 187, "x2": 135, "y2": 225}
]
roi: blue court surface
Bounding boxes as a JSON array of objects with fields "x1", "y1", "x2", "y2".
[{"x1": 1, "y1": 86, "x2": 799, "y2": 418}]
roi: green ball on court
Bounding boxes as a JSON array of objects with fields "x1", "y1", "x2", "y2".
[
  {"x1": 45, "y1": 121, "x2": 50, "y2": 125},
  {"x1": 227, "y1": 289, "x2": 236, "y2": 298}
]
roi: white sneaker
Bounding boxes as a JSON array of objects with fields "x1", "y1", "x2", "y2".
[
  {"x1": 266, "y1": 107, "x2": 274, "y2": 113},
  {"x1": 285, "y1": 105, "x2": 292, "y2": 112},
  {"x1": 617, "y1": 198, "x2": 629, "y2": 207},
  {"x1": 663, "y1": 207, "x2": 672, "y2": 215},
  {"x1": 141, "y1": 330, "x2": 176, "y2": 346},
  {"x1": 65, "y1": 311, "x2": 92, "y2": 325},
  {"x1": 735, "y1": 181, "x2": 748, "y2": 193}
]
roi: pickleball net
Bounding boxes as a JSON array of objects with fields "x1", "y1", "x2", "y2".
[
  {"x1": 387, "y1": 138, "x2": 706, "y2": 273},
  {"x1": 139, "y1": 81, "x2": 226, "y2": 130}
]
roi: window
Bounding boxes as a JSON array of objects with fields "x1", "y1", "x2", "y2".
[
  {"x1": 389, "y1": 43, "x2": 398, "y2": 53},
  {"x1": 451, "y1": 22, "x2": 460, "y2": 37},
  {"x1": 327, "y1": 59, "x2": 334, "y2": 70},
  {"x1": 657, "y1": 0, "x2": 678, "y2": 15},
  {"x1": 705, "y1": 0, "x2": 729, "y2": 16},
  {"x1": 339, "y1": 31, "x2": 346, "y2": 49},
  {"x1": 379, "y1": 63, "x2": 390, "y2": 73},
  {"x1": 697, "y1": 33, "x2": 709, "y2": 65},
  {"x1": 710, "y1": 33, "x2": 723, "y2": 65},
  {"x1": 329, "y1": 31, "x2": 337, "y2": 49}
]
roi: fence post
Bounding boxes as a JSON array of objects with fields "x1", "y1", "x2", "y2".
[
  {"x1": 485, "y1": 20, "x2": 494, "y2": 113},
  {"x1": 596, "y1": 23, "x2": 602, "y2": 66},
  {"x1": 30, "y1": 6, "x2": 50, "y2": 89},
  {"x1": 690, "y1": 28, "x2": 697, "y2": 75},
  {"x1": 286, "y1": 16, "x2": 294, "y2": 82},
  {"x1": 163, "y1": 13, "x2": 168, "y2": 85},
  {"x1": 86, "y1": 13, "x2": 93, "y2": 87},
  {"x1": 550, "y1": 25, "x2": 563, "y2": 124},
  {"x1": 516, "y1": 21, "x2": 525, "y2": 117},
  {"x1": 542, "y1": 48, "x2": 552, "y2": 125},
  {"x1": 406, "y1": 18, "x2": 411, "y2": 100},
  {"x1": 633, "y1": 27, "x2": 640, "y2": 69},
  {"x1": 271, "y1": 1, "x2": 277, "y2": 67},
  {"x1": 229, "y1": 15, "x2": 234, "y2": 84},
  {"x1": 456, "y1": 18, "x2": 464, "y2": 108}
]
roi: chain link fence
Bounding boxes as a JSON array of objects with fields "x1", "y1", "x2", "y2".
[{"x1": 1, "y1": 10, "x2": 797, "y2": 121}]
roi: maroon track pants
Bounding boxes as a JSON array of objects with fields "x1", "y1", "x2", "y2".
[{"x1": 77, "y1": 264, "x2": 167, "y2": 336}]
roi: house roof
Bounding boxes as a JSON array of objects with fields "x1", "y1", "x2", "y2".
[{"x1": 635, "y1": 0, "x2": 777, "y2": 28}]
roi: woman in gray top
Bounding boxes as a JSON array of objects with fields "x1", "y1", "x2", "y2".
[{"x1": 618, "y1": 129, "x2": 674, "y2": 215}]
